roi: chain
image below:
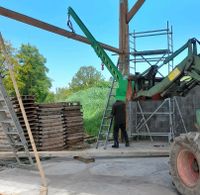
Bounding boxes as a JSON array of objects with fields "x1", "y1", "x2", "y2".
[{"x1": 67, "y1": 14, "x2": 75, "y2": 33}]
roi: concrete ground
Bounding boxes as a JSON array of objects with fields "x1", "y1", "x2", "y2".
[{"x1": 0, "y1": 142, "x2": 178, "y2": 195}]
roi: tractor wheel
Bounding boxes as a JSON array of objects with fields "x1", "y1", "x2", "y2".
[{"x1": 169, "y1": 132, "x2": 200, "y2": 195}]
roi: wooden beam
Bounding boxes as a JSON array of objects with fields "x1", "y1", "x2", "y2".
[
  {"x1": 119, "y1": 0, "x2": 130, "y2": 76},
  {"x1": 0, "y1": 6, "x2": 120, "y2": 54},
  {"x1": 127, "y1": 0, "x2": 145, "y2": 23}
]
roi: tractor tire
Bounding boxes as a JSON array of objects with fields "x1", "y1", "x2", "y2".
[{"x1": 169, "y1": 132, "x2": 200, "y2": 195}]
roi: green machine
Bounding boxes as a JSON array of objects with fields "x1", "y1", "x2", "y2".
[
  {"x1": 68, "y1": 7, "x2": 200, "y2": 102},
  {"x1": 68, "y1": 7, "x2": 200, "y2": 195}
]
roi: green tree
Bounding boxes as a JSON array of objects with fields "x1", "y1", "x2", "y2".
[
  {"x1": 3, "y1": 44, "x2": 52, "y2": 103},
  {"x1": 54, "y1": 87, "x2": 73, "y2": 102},
  {"x1": 0, "y1": 41, "x2": 20, "y2": 95},
  {"x1": 43, "y1": 91, "x2": 55, "y2": 103},
  {"x1": 69, "y1": 66, "x2": 104, "y2": 91},
  {"x1": 0, "y1": 41, "x2": 17, "y2": 76}
]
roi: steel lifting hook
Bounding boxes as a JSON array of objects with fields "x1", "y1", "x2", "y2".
[{"x1": 101, "y1": 63, "x2": 104, "y2": 71}]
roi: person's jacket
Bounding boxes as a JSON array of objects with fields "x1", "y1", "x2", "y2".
[{"x1": 111, "y1": 100, "x2": 126, "y2": 125}]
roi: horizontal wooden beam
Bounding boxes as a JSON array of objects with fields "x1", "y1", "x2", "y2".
[
  {"x1": 0, "y1": 7, "x2": 120, "y2": 54},
  {"x1": 127, "y1": 0, "x2": 145, "y2": 23}
]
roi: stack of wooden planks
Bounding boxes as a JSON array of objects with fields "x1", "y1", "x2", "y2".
[
  {"x1": 1, "y1": 96, "x2": 85, "y2": 151},
  {"x1": 36, "y1": 103, "x2": 66, "y2": 151},
  {"x1": 11, "y1": 95, "x2": 37, "y2": 150},
  {"x1": 63, "y1": 102, "x2": 84, "y2": 150}
]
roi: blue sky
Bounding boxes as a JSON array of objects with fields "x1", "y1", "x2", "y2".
[{"x1": 1, "y1": 0, "x2": 200, "y2": 92}]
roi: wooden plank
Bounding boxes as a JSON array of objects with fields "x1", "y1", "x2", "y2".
[
  {"x1": 38, "y1": 115, "x2": 63, "y2": 119},
  {"x1": 73, "y1": 156, "x2": 95, "y2": 163},
  {"x1": 127, "y1": 0, "x2": 145, "y2": 23}
]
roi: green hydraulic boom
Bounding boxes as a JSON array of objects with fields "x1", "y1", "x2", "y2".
[
  {"x1": 68, "y1": 7, "x2": 200, "y2": 103},
  {"x1": 67, "y1": 7, "x2": 130, "y2": 101}
]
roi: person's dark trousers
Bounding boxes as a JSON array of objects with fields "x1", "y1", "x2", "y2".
[
  {"x1": 119, "y1": 123, "x2": 129, "y2": 146},
  {"x1": 113, "y1": 123, "x2": 119, "y2": 147},
  {"x1": 113, "y1": 123, "x2": 129, "y2": 147}
]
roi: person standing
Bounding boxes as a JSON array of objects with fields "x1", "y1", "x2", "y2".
[{"x1": 111, "y1": 100, "x2": 129, "y2": 148}]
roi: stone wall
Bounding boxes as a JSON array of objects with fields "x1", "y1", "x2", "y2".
[{"x1": 127, "y1": 86, "x2": 200, "y2": 140}]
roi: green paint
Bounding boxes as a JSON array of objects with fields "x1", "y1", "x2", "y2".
[
  {"x1": 115, "y1": 79, "x2": 128, "y2": 101},
  {"x1": 196, "y1": 109, "x2": 200, "y2": 127}
]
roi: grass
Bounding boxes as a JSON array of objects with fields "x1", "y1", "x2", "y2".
[{"x1": 66, "y1": 87, "x2": 109, "y2": 136}]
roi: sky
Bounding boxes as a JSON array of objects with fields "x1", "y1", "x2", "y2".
[{"x1": 1, "y1": 0, "x2": 200, "y2": 92}]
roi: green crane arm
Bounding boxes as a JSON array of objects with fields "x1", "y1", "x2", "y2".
[{"x1": 67, "y1": 7, "x2": 123, "y2": 81}]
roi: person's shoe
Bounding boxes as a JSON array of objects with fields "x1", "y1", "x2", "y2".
[
  {"x1": 125, "y1": 142, "x2": 130, "y2": 147},
  {"x1": 112, "y1": 144, "x2": 119, "y2": 148}
]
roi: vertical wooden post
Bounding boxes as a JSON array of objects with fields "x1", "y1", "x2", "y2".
[
  {"x1": 120, "y1": 0, "x2": 145, "y2": 137},
  {"x1": 119, "y1": 0, "x2": 145, "y2": 76},
  {"x1": 119, "y1": 0, "x2": 130, "y2": 76}
]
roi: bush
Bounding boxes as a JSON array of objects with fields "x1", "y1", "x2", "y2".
[{"x1": 66, "y1": 87, "x2": 109, "y2": 136}]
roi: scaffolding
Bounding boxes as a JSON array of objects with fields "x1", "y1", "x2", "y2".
[
  {"x1": 128, "y1": 98, "x2": 187, "y2": 142},
  {"x1": 130, "y1": 21, "x2": 173, "y2": 75},
  {"x1": 128, "y1": 22, "x2": 187, "y2": 142}
]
